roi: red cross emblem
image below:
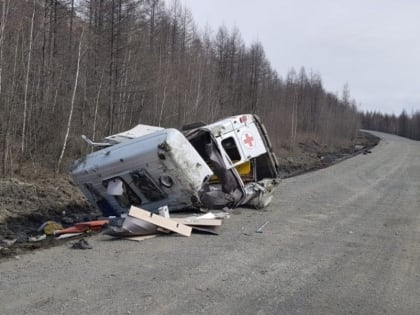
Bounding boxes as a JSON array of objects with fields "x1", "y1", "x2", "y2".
[{"x1": 242, "y1": 132, "x2": 255, "y2": 149}]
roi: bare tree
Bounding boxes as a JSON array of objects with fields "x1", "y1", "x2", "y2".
[
  {"x1": 56, "y1": 28, "x2": 84, "y2": 172},
  {"x1": 21, "y1": 0, "x2": 36, "y2": 153},
  {"x1": 0, "y1": 0, "x2": 363, "y2": 176}
]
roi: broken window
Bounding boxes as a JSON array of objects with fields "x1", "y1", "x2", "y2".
[
  {"x1": 221, "y1": 137, "x2": 241, "y2": 162},
  {"x1": 131, "y1": 170, "x2": 166, "y2": 202},
  {"x1": 103, "y1": 177, "x2": 142, "y2": 208}
]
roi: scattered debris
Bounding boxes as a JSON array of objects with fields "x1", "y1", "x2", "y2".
[
  {"x1": 38, "y1": 221, "x2": 63, "y2": 235},
  {"x1": 71, "y1": 238, "x2": 92, "y2": 250},
  {"x1": 256, "y1": 221, "x2": 270, "y2": 233},
  {"x1": 128, "y1": 206, "x2": 192, "y2": 237},
  {"x1": 158, "y1": 206, "x2": 170, "y2": 218},
  {"x1": 173, "y1": 218, "x2": 222, "y2": 226},
  {"x1": 125, "y1": 235, "x2": 158, "y2": 242},
  {"x1": 0, "y1": 237, "x2": 17, "y2": 247},
  {"x1": 193, "y1": 211, "x2": 231, "y2": 220},
  {"x1": 103, "y1": 206, "x2": 229, "y2": 240},
  {"x1": 56, "y1": 232, "x2": 83, "y2": 240},
  {"x1": 54, "y1": 220, "x2": 109, "y2": 236},
  {"x1": 104, "y1": 212, "x2": 160, "y2": 237},
  {"x1": 28, "y1": 234, "x2": 47, "y2": 243}
]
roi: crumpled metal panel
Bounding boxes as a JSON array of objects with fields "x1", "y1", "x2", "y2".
[
  {"x1": 71, "y1": 114, "x2": 280, "y2": 216},
  {"x1": 71, "y1": 129, "x2": 213, "y2": 215}
]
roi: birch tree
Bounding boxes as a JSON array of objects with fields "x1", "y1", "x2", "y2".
[{"x1": 56, "y1": 28, "x2": 84, "y2": 172}]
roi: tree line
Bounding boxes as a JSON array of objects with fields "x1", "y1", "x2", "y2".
[
  {"x1": 360, "y1": 110, "x2": 420, "y2": 140},
  {"x1": 0, "y1": 0, "x2": 360, "y2": 177}
]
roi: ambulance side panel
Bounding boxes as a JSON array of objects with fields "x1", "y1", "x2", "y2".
[{"x1": 71, "y1": 129, "x2": 213, "y2": 215}]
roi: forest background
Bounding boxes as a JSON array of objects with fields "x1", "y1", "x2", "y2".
[{"x1": 0, "y1": 0, "x2": 418, "y2": 178}]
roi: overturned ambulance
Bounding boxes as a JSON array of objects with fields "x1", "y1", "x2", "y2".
[{"x1": 71, "y1": 114, "x2": 280, "y2": 216}]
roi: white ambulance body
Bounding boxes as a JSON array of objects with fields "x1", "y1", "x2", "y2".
[{"x1": 71, "y1": 114, "x2": 280, "y2": 216}]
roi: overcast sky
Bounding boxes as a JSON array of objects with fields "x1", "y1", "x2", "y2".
[{"x1": 179, "y1": 0, "x2": 420, "y2": 114}]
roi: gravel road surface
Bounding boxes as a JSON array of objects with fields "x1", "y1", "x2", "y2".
[{"x1": 1, "y1": 131, "x2": 419, "y2": 315}]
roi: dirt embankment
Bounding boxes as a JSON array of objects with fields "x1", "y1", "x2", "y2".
[
  {"x1": 0, "y1": 131, "x2": 379, "y2": 259},
  {"x1": 276, "y1": 131, "x2": 379, "y2": 178},
  {"x1": 0, "y1": 176, "x2": 100, "y2": 257}
]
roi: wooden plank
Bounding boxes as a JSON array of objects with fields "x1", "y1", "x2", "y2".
[
  {"x1": 128, "y1": 206, "x2": 192, "y2": 237},
  {"x1": 172, "y1": 218, "x2": 222, "y2": 226}
]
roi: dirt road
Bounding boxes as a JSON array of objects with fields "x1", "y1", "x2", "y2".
[{"x1": 1, "y1": 131, "x2": 419, "y2": 315}]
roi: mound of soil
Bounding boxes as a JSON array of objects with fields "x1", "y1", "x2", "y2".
[
  {"x1": 0, "y1": 177, "x2": 89, "y2": 223},
  {"x1": 0, "y1": 174, "x2": 101, "y2": 258}
]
